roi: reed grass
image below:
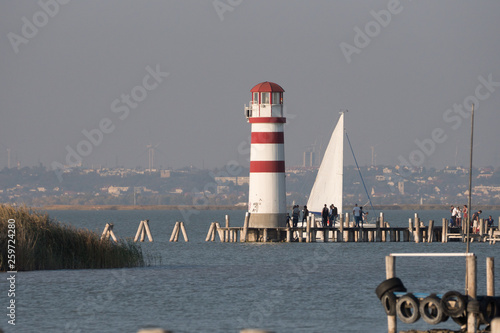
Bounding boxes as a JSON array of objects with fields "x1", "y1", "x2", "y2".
[{"x1": 0, "y1": 205, "x2": 144, "y2": 271}]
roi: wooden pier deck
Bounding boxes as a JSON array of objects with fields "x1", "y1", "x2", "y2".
[{"x1": 205, "y1": 213, "x2": 499, "y2": 244}]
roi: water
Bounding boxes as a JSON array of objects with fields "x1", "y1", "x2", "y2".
[{"x1": 2, "y1": 209, "x2": 500, "y2": 333}]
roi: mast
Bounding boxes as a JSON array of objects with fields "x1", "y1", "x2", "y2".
[{"x1": 466, "y1": 104, "x2": 474, "y2": 253}]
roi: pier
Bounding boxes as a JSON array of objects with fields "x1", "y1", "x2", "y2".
[{"x1": 206, "y1": 212, "x2": 500, "y2": 244}]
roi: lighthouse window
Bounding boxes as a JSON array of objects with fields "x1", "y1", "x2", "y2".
[
  {"x1": 272, "y1": 92, "x2": 281, "y2": 104},
  {"x1": 253, "y1": 92, "x2": 258, "y2": 103},
  {"x1": 261, "y1": 93, "x2": 270, "y2": 104}
]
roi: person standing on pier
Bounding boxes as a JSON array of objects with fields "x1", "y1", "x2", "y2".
[
  {"x1": 472, "y1": 210, "x2": 482, "y2": 233},
  {"x1": 302, "y1": 205, "x2": 309, "y2": 226},
  {"x1": 322, "y1": 204, "x2": 329, "y2": 227},
  {"x1": 456, "y1": 206, "x2": 462, "y2": 227},
  {"x1": 331, "y1": 204, "x2": 338, "y2": 226},
  {"x1": 353, "y1": 204, "x2": 361, "y2": 227},
  {"x1": 359, "y1": 206, "x2": 364, "y2": 228},
  {"x1": 328, "y1": 204, "x2": 334, "y2": 227},
  {"x1": 450, "y1": 205, "x2": 458, "y2": 227},
  {"x1": 463, "y1": 205, "x2": 468, "y2": 225},
  {"x1": 487, "y1": 215, "x2": 494, "y2": 229},
  {"x1": 292, "y1": 205, "x2": 300, "y2": 228}
]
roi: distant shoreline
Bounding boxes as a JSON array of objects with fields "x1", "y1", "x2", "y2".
[{"x1": 40, "y1": 204, "x2": 500, "y2": 211}]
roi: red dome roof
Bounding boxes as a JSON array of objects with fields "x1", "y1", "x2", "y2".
[{"x1": 250, "y1": 81, "x2": 284, "y2": 93}]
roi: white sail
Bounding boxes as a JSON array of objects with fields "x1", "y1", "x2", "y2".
[{"x1": 307, "y1": 113, "x2": 344, "y2": 215}]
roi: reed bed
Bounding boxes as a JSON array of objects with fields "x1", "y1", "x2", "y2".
[{"x1": 0, "y1": 205, "x2": 144, "y2": 271}]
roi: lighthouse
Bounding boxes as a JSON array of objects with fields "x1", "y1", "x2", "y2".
[{"x1": 244, "y1": 82, "x2": 287, "y2": 229}]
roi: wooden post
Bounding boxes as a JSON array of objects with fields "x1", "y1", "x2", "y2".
[
  {"x1": 263, "y1": 228, "x2": 268, "y2": 243},
  {"x1": 415, "y1": 216, "x2": 421, "y2": 243},
  {"x1": 286, "y1": 227, "x2": 291, "y2": 242},
  {"x1": 170, "y1": 222, "x2": 179, "y2": 242},
  {"x1": 180, "y1": 222, "x2": 188, "y2": 242},
  {"x1": 109, "y1": 224, "x2": 118, "y2": 242},
  {"x1": 345, "y1": 214, "x2": 351, "y2": 241},
  {"x1": 134, "y1": 220, "x2": 145, "y2": 242},
  {"x1": 386, "y1": 255, "x2": 397, "y2": 333},
  {"x1": 205, "y1": 222, "x2": 215, "y2": 242},
  {"x1": 101, "y1": 223, "x2": 110, "y2": 240},
  {"x1": 215, "y1": 222, "x2": 223, "y2": 241},
  {"x1": 306, "y1": 216, "x2": 311, "y2": 243},
  {"x1": 376, "y1": 213, "x2": 382, "y2": 242},
  {"x1": 427, "y1": 220, "x2": 434, "y2": 243},
  {"x1": 487, "y1": 257, "x2": 495, "y2": 296},
  {"x1": 338, "y1": 214, "x2": 344, "y2": 242},
  {"x1": 479, "y1": 219, "x2": 484, "y2": 240},
  {"x1": 492, "y1": 318, "x2": 500, "y2": 333},
  {"x1": 225, "y1": 215, "x2": 230, "y2": 242},
  {"x1": 408, "y1": 218, "x2": 413, "y2": 242},
  {"x1": 173, "y1": 222, "x2": 181, "y2": 242},
  {"x1": 466, "y1": 255, "x2": 477, "y2": 333},
  {"x1": 242, "y1": 212, "x2": 250, "y2": 242},
  {"x1": 442, "y1": 218, "x2": 448, "y2": 243},
  {"x1": 101, "y1": 223, "x2": 117, "y2": 242},
  {"x1": 139, "y1": 222, "x2": 146, "y2": 242},
  {"x1": 143, "y1": 220, "x2": 153, "y2": 242},
  {"x1": 311, "y1": 214, "x2": 317, "y2": 242}
]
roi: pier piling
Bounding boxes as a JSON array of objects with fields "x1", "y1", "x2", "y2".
[
  {"x1": 101, "y1": 223, "x2": 117, "y2": 242},
  {"x1": 466, "y1": 254, "x2": 477, "y2": 333},
  {"x1": 487, "y1": 257, "x2": 495, "y2": 296},
  {"x1": 385, "y1": 255, "x2": 397, "y2": 333}
]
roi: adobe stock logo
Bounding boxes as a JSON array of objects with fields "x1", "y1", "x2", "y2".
[
  {"x1": 51, "y1": 64, "x2": 169, "y2": 182},
  {"x1": 397, "y1": 74, "x2": 500, "y2": 175},
  {"x1": 212, "y1": 0, "x2": 242, "y2": 21},
  {"x1": 340, "y1": 0, "x2": 408, "y2": 64},
  {"x1": 7, "y1": 0, "x2": 71, "y2": 54}
]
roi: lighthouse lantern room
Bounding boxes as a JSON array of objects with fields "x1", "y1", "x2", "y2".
[{"x1": 244, "y1": 82, "x2": 287, "y2": 229}]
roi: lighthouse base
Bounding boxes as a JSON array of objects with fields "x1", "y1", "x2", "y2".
[{"x1": 248, "y1": 213, "x2": 286, "y2": 229}]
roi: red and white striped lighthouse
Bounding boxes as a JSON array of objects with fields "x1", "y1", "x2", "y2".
[{"x1": 244, "y1": 81, "x2": 287, "y2": 228}]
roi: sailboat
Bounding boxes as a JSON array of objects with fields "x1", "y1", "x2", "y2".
[
  {"x1": 307, "y1": 112, "x2": 345, "y2": 216},
  {"x1": 306, "y1": 111, "x2": 375, "y2": 226}
]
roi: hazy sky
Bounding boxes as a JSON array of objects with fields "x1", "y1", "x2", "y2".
[{"x1": 1, "y1": 1, "x2": 500, "y2": 171}]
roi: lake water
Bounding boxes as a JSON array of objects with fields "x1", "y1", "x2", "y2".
[{"x1": 3, "y1": 209, "x2": 500, "y2": 333}]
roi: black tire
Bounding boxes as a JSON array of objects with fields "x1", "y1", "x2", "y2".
[
  {"x1": 441, "y1": 291, "x2": 467, "y2": 317},
  {"x1": 479, "y1": 296, "x2": 498, "y2": 324},
  {"x1": 396, "y1": 293, "x2": 420, "y2": 324},
  {"x1": 451, "y1": 313, "x2": 467, "y2": 328},
  {"x1": 375, "y1": 277, "x2": 406, "y2": 300},
  {"x1": 381, "y1": 292, "x2": 397, "y2": 316},
  {"x1": 420, "y1": 295, "x2": 445, "y2": 325}
]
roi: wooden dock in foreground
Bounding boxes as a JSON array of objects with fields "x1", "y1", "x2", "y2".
[{"x1": 205, "y1": 212, "x2": 500, "y2": 243}]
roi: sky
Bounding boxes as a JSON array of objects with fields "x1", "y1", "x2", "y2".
[{"x1": 1, "y1": 0, "x2": 500, "y2": 171}]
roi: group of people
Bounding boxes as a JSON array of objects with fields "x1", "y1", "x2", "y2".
[
  {"x1": 450, "y1": 205, "x2": 495, "y2": 233},
  {"x1": 352, "y1": 204, "x2": 368, "y2": 228},
  {"x1": 449, "y1": 205, "x2": 468, "y2": 228},
  {"x1": 321, "y1": 204, "x2": 339, "y2": 227},
  {"x1": 286, "y1": 204, "x2": 340, "y2": 228},
  {"x1": 289, "y1": 205, "x2": 309, "y2": 228}
]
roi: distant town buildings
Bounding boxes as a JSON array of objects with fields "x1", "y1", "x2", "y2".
[{"x1": 1, "y1": 164, "x2": 500, "y2": 206}]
